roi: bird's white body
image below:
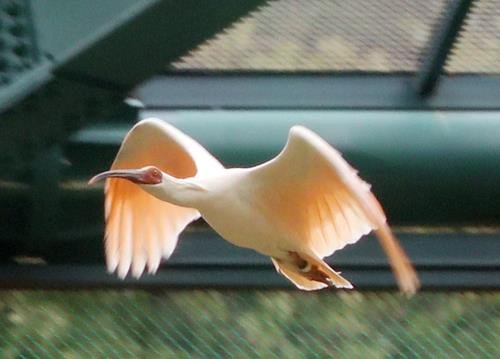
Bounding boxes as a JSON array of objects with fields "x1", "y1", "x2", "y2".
[
  {"x1": 92, "y1": 118, "x2": 419, "y2": 293},
  {"x1": 196, "y1": 169, "x2": 292, "y2": 258}
]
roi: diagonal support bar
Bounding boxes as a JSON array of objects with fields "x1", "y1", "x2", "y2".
[{"x1": 416, "y1": 0, "x2": 474, "y2": 96}]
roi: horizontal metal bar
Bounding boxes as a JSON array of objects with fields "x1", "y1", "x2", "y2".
[
  {"x1": 168, "y1": 231, "x2": 500, "y2": 269},
  {"x1": 134, "y1": 74, "x2": 500, "y2": 110},
  {"x1": 1, "y1": 265, "x2": 498, "y2": 290},
  {"x1": 2, "y1": 229, "x2": 499, "y2": 289},
  {"x1": 26, "y1": 229, "x2": 500, "y2": 268}
]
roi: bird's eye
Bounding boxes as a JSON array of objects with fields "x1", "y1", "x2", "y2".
[
  {"x1": 151, "y1": 169, "x2": 160, "y2": 177},
  {"x1": 143, "y1": 167, "x2": 162, "y2": 184}
]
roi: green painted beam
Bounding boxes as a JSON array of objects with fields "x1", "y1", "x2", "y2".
[{"x1": 64, "y1": 110, "x2": 500, "y2": 226}]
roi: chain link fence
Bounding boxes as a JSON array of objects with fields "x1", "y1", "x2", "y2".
[{"x1": 0, "y1": 290, "x2": 498, "y2": 358}]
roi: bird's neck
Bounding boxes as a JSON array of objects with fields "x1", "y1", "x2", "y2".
[{"x1": 140, "y1": 173, "x2": 206, "y2": 208}]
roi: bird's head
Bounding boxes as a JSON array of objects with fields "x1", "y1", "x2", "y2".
[{"x1": 88, "y1": 166, "x2": 163, "y2": 185}]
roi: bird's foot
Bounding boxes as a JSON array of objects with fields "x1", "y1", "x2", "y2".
[{"x1": 288, "y1": 251, "x2": 332, "y2": 286}]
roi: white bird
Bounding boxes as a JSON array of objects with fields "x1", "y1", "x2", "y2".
[{"x1": 89, "y1": 118, "x2": 420, "y2": 294}]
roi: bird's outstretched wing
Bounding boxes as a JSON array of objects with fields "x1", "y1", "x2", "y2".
[
  {"x1": 104, "y1": 118, "x2": 223, "y2": 278},
  {"x1": 248, "y1": 126, "x2": 419, "y2": 294}
]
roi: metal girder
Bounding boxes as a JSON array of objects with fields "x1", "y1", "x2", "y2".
[
  {"x1": 1, "y1": 0, "x2": 266, "y2": 112},
  {"x1": 51, "y1": 0, "x2": 267, "y2": 89},
  {"x1": 416, "y1": 0, "x2": 475, "y2": 96},
  {"x1": 0, "y1": 1, "x2": 266, "y2": 163},
  {"x1": 135, "y1": 74, "x2": 500, "y2": 110}
]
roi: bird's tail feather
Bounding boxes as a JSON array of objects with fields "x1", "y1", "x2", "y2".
[
  {"x1": 272, "y1": 252, "x2": 352, "y2": 291},
  {"x1": 375, "y1": 224, "x2": 421, "y2": 295}
]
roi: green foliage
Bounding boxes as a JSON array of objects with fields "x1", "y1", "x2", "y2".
[{"x1": 0, "y1": 290, "x2": 498, "y2": 358}]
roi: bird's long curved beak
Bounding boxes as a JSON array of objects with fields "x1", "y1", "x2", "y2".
[{"x1": 88, "y1": 169, "x2": 144, "y2": 185}]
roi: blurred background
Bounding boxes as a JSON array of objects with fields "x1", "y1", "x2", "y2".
[{"x1": 0, "y1": 0, "x2": 499, "y2": 357}]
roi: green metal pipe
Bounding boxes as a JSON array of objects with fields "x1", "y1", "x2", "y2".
[{"x1": 67, "y1": 110, "x2": 500, "y2": 225}]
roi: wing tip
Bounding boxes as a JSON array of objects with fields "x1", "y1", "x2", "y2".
[
  {"x1": 290, "y1": 124, "x2": 325, "y2": 140},
  {"x1": 134, "y1": 117, "x2": 165, "y2": 128},
  {"x1": 289, "y1": 125, "x2": 311, "y2": 139},
  {"x1": 147, "y1": 266, "x2": 158, "y2": 275},
  {"x1": 106, "y1": 263, "x2": 118, "y2": 275},
  {"x1": 131, "y1": 258, "x2": 146, "y2": 279},
  {"x1": 117, "y1": 267, "x2": 129, "y2": 279}
]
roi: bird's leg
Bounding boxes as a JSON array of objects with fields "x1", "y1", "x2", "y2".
[
  {"x1": 289, "y1": 251, "x2": 311, "y2": 272},
  {"x1": 288, "y1": 251, "x2": 333, "y2": 286}
]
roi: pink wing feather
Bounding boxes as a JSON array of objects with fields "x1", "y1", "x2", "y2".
[
  {"x1": 249, "y1": 126, "x2": 419, "y2": 294},
  {"x1": 104, "y1": 118, "x2": 223, "y2": 278}
]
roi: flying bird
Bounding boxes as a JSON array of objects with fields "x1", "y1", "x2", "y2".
[{"x1": 89, "y1": 118, "x2": 420, "y2": 294}]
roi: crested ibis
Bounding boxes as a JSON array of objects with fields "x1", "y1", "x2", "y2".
[{"x1": 89, "y1": 119, "x2": 420, "y2": 294}]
